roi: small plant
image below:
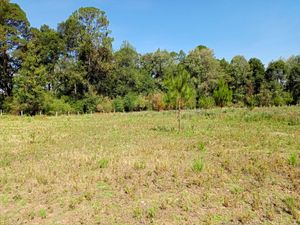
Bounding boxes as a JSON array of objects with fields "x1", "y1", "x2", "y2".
[
  {"x1": 147, "y1": 207, "x2": 157, "y2": 219},
  {"x1": 98, "y1": 159, "x2": 109, "y2": 169},
  {"x1": 133, "y1": 207, "x2": 143, "y2": 219},
  {"x1": 27, "y1": 210, "x2": 35, "y2": 220},
  {"x1": 134, "y1": 161, "x2": 146, "y2": 170},
  {"x1": 197, "y1": 143, "x2": 205, "y2": 152},
  {"x1": 192, "y1": 158, "x2": 204, "y2": 172},
  {"x1": 38, "y1": 208, "x2": 47, "y2": 219},
  {"x1": 288, "y1": 153, "x2": 298, "y2": 166},
  {"x1": 283, "y1": 197, "x2": 300, "y2": 221}
]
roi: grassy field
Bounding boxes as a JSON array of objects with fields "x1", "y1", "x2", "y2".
[{"x1": 0, "y1": 107, "x2": 299, "y2": 225}]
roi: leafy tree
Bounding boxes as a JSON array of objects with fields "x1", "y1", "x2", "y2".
[
  {"x1": 265, "y1": 60, "x2": 288, "y2": 87},
  {"x1": 213, "y1": 80, "x2": 232, "y2": 107},
  {"x1": 141, "y1": 49, "x2": 177, "y2": 79},
  {"x1": 286, "y1": 56, "x2": 300, "y2": 103},
  {"x1": 110, "y1": 41, "x2": 155, "y2": 97},
  {"x1": 11, "y1": 41, "x2": 47, "y2": 115},
  {"x1": 53, "y1": 58, "x2": 88, "y2": 99},
  {"x1": 256, "y1": 82, "x2": 272, "y2": 106},
  {"x1": 166, "y1": 66, "x2": 195, "y2": 131},
  {"x1": 219, "y1": 58, "x2": 231, "y2": 83},
  {"x1": 0, "y1": 0, "x2": 30, "y2": 99},
  {"x1": 229, "y1": 56, "x2": 251, "y2": 104},
  {"x1": 185, "y1": 46, "x2": 221, "y2": 99},
  {"x1": 34, "y1": 25, "x2": 64, "y2": 90},
  {"x1": 265, "y1": 60, "x2": 289, "y2": 104},
  {"x1": 249, "y1": 58, "x2": 265, "y2": 94},
  {"x1": 58, "y1": 7, "x2": 113, "y2": 95},
  {"x1": 141, "y1": 49, "x2": 177, "y2": 92}
]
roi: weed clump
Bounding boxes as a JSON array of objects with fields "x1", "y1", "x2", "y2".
[
  {"x1": 192, "y1": 158, "x2": 204, "y2": 172},
  {"x1": 197, "y1": 142, "x2": 205, "y2": 152},
  {"x1": 38, "y1": 208, "x2": 47, "y2": 219},
  {"x1": 134, "y1": 161, "x2": 146, "y2": 170},
  {"x1": 98, "y1": 159, "x2": 109, "y2": 169},
  {"x1": 288, "y1": 153, "x2": 298, "y2": 166},
  {"x1": 147, "y1": 207, "x2": 157, "y2": 219}
]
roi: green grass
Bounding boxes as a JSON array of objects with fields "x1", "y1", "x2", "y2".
[{"x1": 0, "y1": 106, "x2": 299, "y2": 224}]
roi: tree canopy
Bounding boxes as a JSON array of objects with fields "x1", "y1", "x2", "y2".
[{"x1": 0, "y1": 1, "x2": 299, "y2": 114}]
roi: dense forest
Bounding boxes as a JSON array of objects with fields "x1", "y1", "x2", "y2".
[{"x1": 1, "y1": 1, "x2": 300, "y2": 115}]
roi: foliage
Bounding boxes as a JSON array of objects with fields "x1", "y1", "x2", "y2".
[
  {"x1": 166, "y1": 66, "x2": 195, "y2": 130},
  {"x1": 151, "y1": 93, "x2": 165, "y2": 111},
  {"x1": 123, "y1": 93, "x2": 138, "y2": 112},
  {"x1": 113, "y1": 97, "x2": 124, "y2": 112},
  {"x1": 42, "y1": 94, "x2": 74, "y2": 115},
  {"x1": 0, "y1": 0, "x2": 30, "y2": 97},
  {"x1": 96, "y1": 97, "x2": 113, "y2": 113},
  {"x1": 213, "y1": 80, "x2": 232, "y2": 107},
  {"x1": 0, "y1": 2, "x2": 299, "y2": 114},
  {"x1": 198, "y1": 96, "x2": 215, "y2": 109}
]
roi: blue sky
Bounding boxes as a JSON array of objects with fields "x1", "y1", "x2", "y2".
[{"x1": 11, "y1": 0, "x2": 300, "y2": 65}]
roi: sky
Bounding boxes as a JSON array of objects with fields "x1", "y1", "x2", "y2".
[{"x1": 11, "y1": 0, "x2": 300, "y2": 65}]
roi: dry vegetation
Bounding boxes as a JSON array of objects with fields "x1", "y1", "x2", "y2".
[{"x1": 0, "y1": 107, "x2": 299, "y2": 225}]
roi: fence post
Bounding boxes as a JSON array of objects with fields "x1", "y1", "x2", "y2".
[{"x1": 21, "y1": 111, "x2": 23, "y2": 116}]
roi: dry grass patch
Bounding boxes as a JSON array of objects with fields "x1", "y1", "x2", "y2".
[{"x1": 0, "y1": 107, "x2": 299, "y2": 224}]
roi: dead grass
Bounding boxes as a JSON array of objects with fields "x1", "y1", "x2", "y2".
[{"x1": 0, "y1": 107, "x2": 299, "y2": 225}]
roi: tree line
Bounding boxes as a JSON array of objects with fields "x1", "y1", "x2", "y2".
[{"x1": 1, "y1": 1, "x2": 299, "y2": 115}]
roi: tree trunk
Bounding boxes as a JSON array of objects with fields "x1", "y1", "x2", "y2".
[{"x1": 177, "y1": 99, "x2": 181, "y2": 132}]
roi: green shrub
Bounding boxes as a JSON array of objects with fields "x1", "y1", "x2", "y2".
[
  {"x1": 198, "y1": 96, "x2": 215, "y2": 109},
  {"x1": 43, "y1": 95, "x2": 74, "y2": 115},
  {"x1": 124, "y1": 93, "x2": 138, "y2": 112},
  {"x1": 213, "y1": 80, "x2": 232, "y2": 107},
  {"x1": 113, "y1": 97, "x2": 124, "y2": 112},
  {"x1": 96, "y1": 97, "x2": 113, "y2": 113},
  {"x1": 81, "y1": 94, "x2": 100, "y2": 113},
  {"x1": 136, "y1": 95, "x2": 148, "y2": 111},
  {"x1": 245, "y1": 95, "x2": 257, "y2": 109}
]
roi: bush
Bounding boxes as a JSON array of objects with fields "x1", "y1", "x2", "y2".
[
  {"x1": 81, "y1": 94, "x2": 100, "y2": 113},
  {"x1": 113, "y1": 97, "x2": 124, "y2": 112},
  {"x1": 198, "y1": 96, "x2": 215, "y2": 109},
  {"x1": 213, "y1": 80, "x2": 233, "y2": 107},
  {"x1": 96, "y1": 97, "x2": 113, "y2": 113},
  {"x1": 124, "y1": 93, "x2": 138, "y2": 112},
  {"x1": 136, "y1": 96, "x2": 146, "y2": 111},
  {"x1": 42, "y1": 94, "x2": 74, "y2": 115},
  {"x1": 245, "y1": 95, "x2": 257, "y2": 109},
  {"x1": 256, "y1": 85, "x2": 272, "y2": 107},
  {"x1": 151, "y1": 93, "x2": 165, "y2": 111}
]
